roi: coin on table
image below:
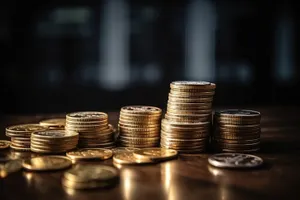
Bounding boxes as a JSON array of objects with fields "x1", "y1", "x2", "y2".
[
  {"x1": 39, "y1": 118, "x2": 66, "y2": 128},
  {"x1": 66, "y1": 112, "x2": 108, "y2": 122},
  {"x1": 112, "y1": 147, "x2": 140, "y2": 154},
  {"x1": 22, "y1": 156, "x2": 72, "y2": 171},
  {"x1": 113, "y1": 152, "x2": 154, "y2": 165},
  {"x1": 0, "y1": 140, "x2": 11, "y2": 149},
  {"x1": 208, "y1": 153, "x2": 263, "y2": 168},
  {"x1": 120, "y1": 105, "x2": 162, "y2": 115},
  {"x1": 6, "y1": 124, "x2": 47, "y2": 137},
  {"x1": 0, "y1": 160, "x2": 22, "y2": 178},
  {"x1": 133, "y1": 148, "x2": 178, "y2": 161},
  {"x1": 66, "y1": 148, "x2": 113, "y2": 161}
]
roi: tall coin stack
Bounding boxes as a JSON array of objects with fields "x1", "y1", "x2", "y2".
[
  {"x1": 212, "y1": 109, "x2": 261, "y2": 153},
  {"x1": 65, "y1": 112, "x2": 115, "y2": 149},
  {"x1": 6, "y1": 124, "x2": 47, "y2": 151},
  {"x1": 161, "y1": 81, "x2": 216, "y2": 153},
  {"x1": 31, "y1": 130, "x2": 79, "y2": 154},
  {"x1": 118, "y1": 106, "x2": 162, "y2": 148}
]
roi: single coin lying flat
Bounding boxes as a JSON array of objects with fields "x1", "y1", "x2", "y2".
[{"x1": 208, "y1": 153, "x2": 263, "y2": 168}]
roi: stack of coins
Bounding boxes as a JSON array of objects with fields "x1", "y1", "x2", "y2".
[
  {"x1": 62, "y1": 165, "x2": 119, "y2": 189},
  {"x1": 39, "y1": 118, "x2": 66, "y2": 129},
  {"x1": 5, "y1": 124, "x2": 47, "y2": 151},
  {"x1": 212, "y1": 109, "x2": 261, "y2": 153},
  {"x1": 161, "y1": 81, "x2": 216, "y2": 153},
  {"x1": 65, "y1": 112, "x2": 115, "y2": 149},
  {"x1": 118, "y1": 106, "x2": 162, "y2": 148},
  {"x1": 31, "y1": 130, "x2": 79, "y2": 154}
]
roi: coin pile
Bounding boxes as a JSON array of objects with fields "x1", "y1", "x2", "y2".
[
  {"x1": 39, "y1": 118, "x2": 66, "y2": 129},
  {"x1": 62, "y1": 164, "x2": 119, "y2": 189},
  {"x1": 161, "y1": 81, "x2": 216, "y2": 153},
  {"x1": 30, "y1": 130, "x2": 79, "y2": 154},
  {"x1": 118, "y1": 106, "x2": 162, "y2": 148},
  {"x1": 6, "y1": 124, "x2": 47, "y2": 151},
  {"x1": 65, "y1": 112, "x2": 115, "y2": 149},
  {"x1": 212, "y1": 109, "x2": 261, "y2": 153},
  {"x1": 113, "y1": 147, "x2": 178, "y2": 166}
]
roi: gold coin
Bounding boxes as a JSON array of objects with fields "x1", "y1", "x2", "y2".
[
  {"x1": 0, "y1": 140, "x2": 11, "y2": 149},
  {"x1": 0, "y1": 160, "x2": 22, "y2": 178},
  {"x1": 62, "y1": 178, "x2": 114, "y2": 189},
  {"x1": 160, "y1": 143, "x2": 206, "y2": 150},
  {"x1": 113, "y1": 152, "x2": 154, "y2": 165},
  {"x1": 170, "y1": 90, "x2": 215, "y2": 97},
  {"x1": 39, "y1": 118, "x2": 66, "y2": 128},
  {"x1": 162, "y1": 118, "x2": 210, "y2": 127},
  {"x1": 133, "y1": 148, "x2": 178, "y2": 161},
  {"x1": 214, "y1": 148, "x2": 260, "y2": 153},
  {"x1": 212, "y1": 138, "x2": 260, "y2": 144},
  {"x1": 118, "y1": 143, "x2": 158, "y2": 148},
  {"x1": 6, "y1": 124, "x2": 47, "y2": 137},
  {"x1": 168, "y1": 96, "x2": 213, "y2": 103},
  {"x1": 167, "y1": 108, "x2": 212, "y2": 115},
  {"x1": 66, "y1": 148, "x2": 113, "y2": 160},
  {"x1": 112, "y1": 147, "x2": 140, "y2": 154},
  {"x1": 66, "y1": 111, "x2": 108, "y2": 121},
  {"x1": 214, "y1": 109, "x2": 260, "y2": 118},
  {"x1": 31, "y1": 129, "x2": 78, "y2": 139},
  {"x1": 121, "y1": 105, "x2": 162, "y2": 115},
  {"x1": 10, "y1": 144, "x2": 31, "y2": 151},
  {"x1": 22, "y1": 156, "x2": 72, "y2": 171},
  {"x1": 64, "y1": 164, "x2": 118, "y2": 182},
  {"x1": 170, "y1": 81, "x2": 216, "y2": 89}
]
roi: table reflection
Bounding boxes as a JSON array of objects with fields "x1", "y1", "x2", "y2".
[{"x1": 161, "y1": 162, "x2": 180, "y2": 200}]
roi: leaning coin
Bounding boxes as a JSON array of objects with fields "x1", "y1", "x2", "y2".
[
  {"x1": 0, "y1": 140, "x2": 11, "y2": 150},
  {"x1": 113, "y1": 152, "x2": 154, "y2": 165},
  {"x1": 208, "y1": 153, "x2": 263, "y2": 168},
  {"x1": 66, "y1": 148, "x2": 113, "y2": 161},
  {"x1": 0, "y1": 159, "x2": 22, "y2": 178},
  {"x1": 22, "y1": 156, "x2": 72, "y2": 171}
]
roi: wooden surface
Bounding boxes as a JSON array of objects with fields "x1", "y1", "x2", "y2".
[{"x1": 1, "y1": 107, "x2": 300, "y2": 200}]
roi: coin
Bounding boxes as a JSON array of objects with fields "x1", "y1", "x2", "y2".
[
  {"x1": 0, "y1": 160, "x2": 22, "y2": 178},
  {"x1": 133, "y1": 148, "x2": 178, "y2": 161},
  {"x1": 121, "y1": 106, "x2": 162, "y2": 115},
  {"x1": 0, "y1": 140, "x2": 11, "y2": 149},
  {"x1": 22, "y1": 156, "x2": 72, "y2": 171},
  {"x1": 113, "y1": 152, "x2": 154, "y2": 165},
  {"x1": 66, "y1": 148, "x2": 113, "y2": 161},
  {"x1": 208, "y1": 153, "x2": 263, "y2": 168},
  {"x1": 39, "y1": 118, "x2": 66, "y2": 129},
  {"x1": 66, "y1": 112, "x2": 108, "y2": 122},
  {"x1": 215, "y1": 109, "x2": 261, "y2": 118},
  {"x1": 6, "y1": 124, "x2": 47, "y2": 134},
  {"x1": 112, "y1": 147, "x2": 140, "y2": 154},
  {"x1": 170, "y1": 81, "x2": 216, "y2": 90},
  {"x1": 64, "y1": 164, "x2": 118, "y2": 182}
]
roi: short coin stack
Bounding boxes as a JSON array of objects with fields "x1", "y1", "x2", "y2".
[
  {"x1": 65, "y1": 112, "x2": 115, "y2": 149},
  {"x1": 30, "y1": 130, "x2": 79, "y2": 154},
  {"x1": 6, "y1": 124, "x2": 47, "y2": 151},
  {"x1": 62, "y1": 165, "x2": 119, "y2": 190},
  {"x1": 212, "y1": 109, "x2": 261, "y2": 153},
  {"x1": 161, "y1": 81, "x2": 216, "y2": 153},
  {"x1": 118, "y1": 106, "x2": 162, "y2": 148}
]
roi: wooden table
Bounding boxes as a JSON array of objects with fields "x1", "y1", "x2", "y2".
[{"x1": 1, "y1": 107, "x2": 300, "y2": 200}]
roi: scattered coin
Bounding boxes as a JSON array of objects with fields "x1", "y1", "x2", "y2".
[
  {"x1": 66, "y1": 148, "x2": 113, "y2": 161},
  {"x1": 113, "y1": 152, "x2": 154, "y2": 165},
  {"x1": 112, "y1": 147, "x2": 140, "y2": 154},
  {"x1": 0, "y1": 160, "x2": 22, "y2": 178},
  {"x1": 22, "y1": 156, "x2": 72, "y2": 171},
  {"x1": 62, "y1": 164, "x2": 119, "y2": 189},
  {"x1": 0, "y1": 140, "x2": 11, "y2": 150},
  {"x1": 208, "y1": 153, "x2": 263, "y2": 168},
  {"x1": 133, "y1": 148, "x2": 178, "y2": 161}
]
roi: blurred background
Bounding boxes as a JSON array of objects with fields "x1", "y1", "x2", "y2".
[{"x1": 1, "y1": 0, "x2": 299, "y2": 114}]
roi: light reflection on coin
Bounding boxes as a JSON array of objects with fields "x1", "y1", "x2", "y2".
[
  {"x1": 22, "y1": 156, "x2": 72, "y2": 171},
  {"x1": 113, "y1": 152, "x2": 154, "y2": 165},
  {"x1": 133, "y1": 148, "x2": 178, "y2": 161},
  {"x1": 208, "y1": 153, "x2": 263, "y2": 168},
  {"x1": 66, "y1": 148, "x2": 113, "y2": 160},
  {"x1": 0, "y1": 140, "x2": 11, "y2": 149}
]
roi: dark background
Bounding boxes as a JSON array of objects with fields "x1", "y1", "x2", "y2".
[{"x1": 1, "y1": 0, "x2": 299, "y2": 114}]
